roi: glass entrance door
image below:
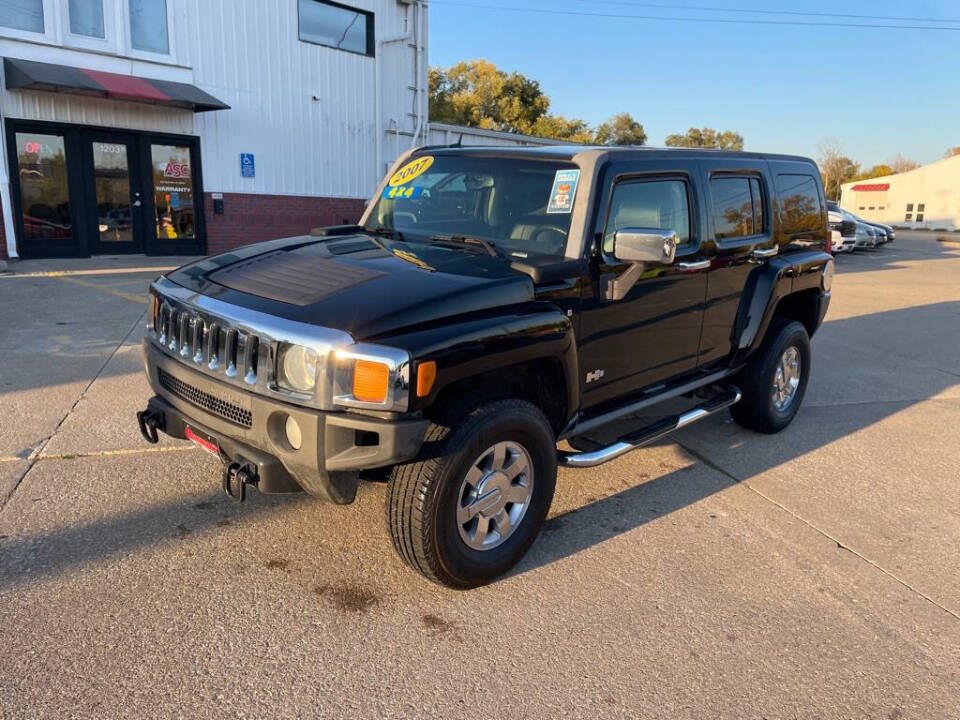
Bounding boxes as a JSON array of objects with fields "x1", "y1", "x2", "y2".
[
  {"x1": 6, "y1": 120, "x2": 206, "y2": 258},
  {"x1": 83, "y1": 133, "x2": 148, "y2": 254},
  {"x1": 146, "y1": 141, "x2": 201, "y2": 255}
]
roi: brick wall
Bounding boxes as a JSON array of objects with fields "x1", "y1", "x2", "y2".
[{"x1": 203, "y1": 192, "x2": 368, "y2": 255}]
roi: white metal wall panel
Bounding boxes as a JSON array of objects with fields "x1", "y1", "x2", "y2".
[
  {"x1": 189, "y1": 0, "x2": 421, "y2": 198},
  {"x1": 426, "y1": 122, "x2": 572, "y2": 148},
  {"x1": 0, "y1": 0, "x2": 425, "y2": 198}
]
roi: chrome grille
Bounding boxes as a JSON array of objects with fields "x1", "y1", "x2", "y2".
[
  {"x1": 158, "y1": 369, "x2": 252, "y2": 428},
  {"x1": 151, "y1": 293, "x2": 270, "y2": 394},
  {"x1": 146, "y1": 276, "x2": 360, "y2": 412}
]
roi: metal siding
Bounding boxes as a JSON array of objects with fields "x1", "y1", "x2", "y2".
[{"x1": 0, "y1": 0, "x2": 424, "y2": 199}]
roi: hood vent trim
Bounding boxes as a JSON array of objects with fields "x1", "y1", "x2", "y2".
[{"x1": 209, "y1": 251, "x2": 385, "y2": 306}]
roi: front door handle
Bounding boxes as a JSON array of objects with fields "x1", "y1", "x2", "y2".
[
  {"x1": 751, "y1": 246, "x2": 778, "y2": 259},
  {"x1": 676, "y1": 259, "x2": 710, "y2": 271}
]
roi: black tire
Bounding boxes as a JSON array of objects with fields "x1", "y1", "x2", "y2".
[
  {"x1": 386, "y1": 398, "x2": 557, "y2": 589},
  {"x1": 731, "y1": 318, "x2": 811, "y2": 434}
]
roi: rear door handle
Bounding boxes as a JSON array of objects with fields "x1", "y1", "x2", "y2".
[{"x1": 676, "y1": 259, "x2": 710, "y2": 271}]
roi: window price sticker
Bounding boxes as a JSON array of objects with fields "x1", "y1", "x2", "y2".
[{"x1": 547, "y1": 169, "x2": 580, "y2": 214}]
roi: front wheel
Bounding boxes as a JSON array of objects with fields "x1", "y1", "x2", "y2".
[
  {"x1": 731, "y1": 319, "x2": 811, "y2": 434},
  {"x1": 386, "y1": 399, "x2": 557, "y2": 589}
]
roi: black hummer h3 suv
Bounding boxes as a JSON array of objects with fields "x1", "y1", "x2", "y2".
[{"x1": 138, "y1": 146, "x2": 833, "y2": 588}]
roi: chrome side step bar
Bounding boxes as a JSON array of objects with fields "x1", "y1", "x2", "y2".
[{"x1": 558, "y1": 386, "x2": 742, "y2": 468}]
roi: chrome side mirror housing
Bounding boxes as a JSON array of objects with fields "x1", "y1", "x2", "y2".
[{"x1": 612, "y1": 228, "x2": 678, "y2": 265}]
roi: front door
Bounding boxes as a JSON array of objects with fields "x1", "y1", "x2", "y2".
[
  {"x1": 578, "y1": 166, "x2": 708, "y2": 411},
  {"x1": 84, "y1": 133, "x2": 147, "y2": 254},
  {"x1": 6, "y1": 119, "x2": 206, "y2": 258}
]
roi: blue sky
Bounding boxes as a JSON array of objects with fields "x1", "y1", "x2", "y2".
[{"x1": 428, "y1": 0, "x2": 960, "y2": 167}]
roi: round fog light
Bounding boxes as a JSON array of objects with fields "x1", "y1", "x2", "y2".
[{"x1": 285, "y1": 415, "x2": 302, "y2": 450}]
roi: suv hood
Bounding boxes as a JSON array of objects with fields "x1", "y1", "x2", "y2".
[{"x1": 166, "y1": 233, "x2": 535, "y2": 340}]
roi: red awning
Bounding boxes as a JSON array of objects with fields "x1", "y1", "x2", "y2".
[
  {"x1": 850, "y1": 183, "x2": 890, "y2": 192},
  {"x1": 3, "y1": 57, "x2": 229, "y2": 112}
]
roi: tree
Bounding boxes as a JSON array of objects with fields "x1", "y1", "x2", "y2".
[
  {"x1": 817, "y1": 139, "x2": 859, "y2": 201},
  {"x1": 664, "y1": 127, "x2": 744, "y2": 151},
  {"x1": 944, "y1": 146, "x2": 960, "y2": 158},
  {"x1": 888, "y1": 153, "x2": 919, "y2": 173},
  {"x1": 852, "y1": 164, "x2": 894, "y2": 182},
  {"x1": 428, "y1": 60, "x2": 550, "y2": 135},
  {"x1": 530, "y1": 115, "x2": 595, "y2": 144},
  {"x1": 595, "y1": 112, "x2": 647, "y2": 146},
  {"x1": 429, "y1": 60, "x2": 648, "y2": 144}
]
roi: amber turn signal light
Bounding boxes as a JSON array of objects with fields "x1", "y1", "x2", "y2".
[
  {"x1": 352, "y1": 359, "x2": 390, "y2": 403},
  {"x1": 416, "y1": 360, "x2": 437, "y2": 398}
]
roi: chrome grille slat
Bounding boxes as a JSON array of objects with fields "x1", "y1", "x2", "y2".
[
  {"x1": 192, "y1": 318, "x2": 205, "y2": 364},
  {"x1": 224, "y1": 329, "x2": 239, "y2": 378},
  {"x1": 207, "y1": 323, "x2": 220, "y2": 371},
  {"x1": 178, "y1": 313, "x2": 191, "y2": 358}
]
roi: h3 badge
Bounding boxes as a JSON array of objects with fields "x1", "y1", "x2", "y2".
[{"x1": 585, "y1": 368, "x2": 605, "y2": 384}]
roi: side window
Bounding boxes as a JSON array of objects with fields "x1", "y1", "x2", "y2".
[
  {"x1": 603, "y1": 178, "x2": 691, "y2": 254},
  {"x1": 775, "y1": 174, "x2": 823, "y2": 235},
  {"x1": 711, "y1": 176, "x2": 764, "y2": 240}
]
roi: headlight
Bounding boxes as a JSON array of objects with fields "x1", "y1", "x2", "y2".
[{"x1": 276, "y1": 344, "x2": 319, "y2": 393}]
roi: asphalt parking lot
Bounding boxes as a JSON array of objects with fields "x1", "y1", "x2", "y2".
[{"x1": 1, "y1": 233, "x2": 958, "y2": 718}]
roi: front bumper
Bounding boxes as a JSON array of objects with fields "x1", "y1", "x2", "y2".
[{"x1": 142, "y1": 339, "x2": 429, "y2": 503}]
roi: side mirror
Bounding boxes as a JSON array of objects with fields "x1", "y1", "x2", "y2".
[{"x1": 612, "y1": 228, "x2": 678, "y2": 264}]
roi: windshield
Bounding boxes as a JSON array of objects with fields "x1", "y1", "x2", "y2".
[{"x1": 366, "y1": 154, "x2": 580, "y2": 259}]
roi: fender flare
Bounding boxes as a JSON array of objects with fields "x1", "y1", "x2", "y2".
[
  {"x1": 730, "y1": 250, "x2": 831, "y2": 366},
  {"x1": 380, "y1": 307, "x2": 580, "y2": 428}
]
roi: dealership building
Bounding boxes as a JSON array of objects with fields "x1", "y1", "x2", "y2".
[
  {"x1": 0, "y1": 0, "x2": 431, "y2": 260},
  {"x1": 839, "y1": 153, "x2": 960, "y2": 231}
]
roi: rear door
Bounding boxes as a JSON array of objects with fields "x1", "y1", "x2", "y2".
[
  {"x1": 696, "y1": 158, "x2": 777, "y2": 367},
  {"x1": 577, "y1": 157, "x2": 709, "y2": 410}
]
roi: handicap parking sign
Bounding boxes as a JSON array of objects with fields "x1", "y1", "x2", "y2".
[{"x1": 240, "y1": 153, "x2": 255, "y2": 178}]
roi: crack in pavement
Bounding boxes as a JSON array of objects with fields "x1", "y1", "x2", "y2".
[
  {"x1": 676, "y1": 439, "x2": 960, "y2": 623},
  {"x1": 0, "y1": 310, "x2": 148, "y2": 513}
]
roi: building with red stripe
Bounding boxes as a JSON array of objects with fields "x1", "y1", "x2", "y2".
[{"x1": 839, "y1": 154, "x2": 960, "y2": 231}]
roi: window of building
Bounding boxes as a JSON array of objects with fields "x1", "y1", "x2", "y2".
[
  {"x1": 905, "y1": 213, "x2": 912, "y2": 221},
  {"x1": 70, "y1": 0, "x2": 104, "y2": 37},
  {"x1": 859, "y1": 206, "x2": 865, "y2": 210},
  {"x1": 868, "y1": 206, "x2": 875, "y2": 210},
  {"x1": 299, "y1": 0, "x2": 374, "y2": 56},
  {"x1": 130, "y1": 0, "x2": 168, "y2": 54},
  {"x1": 0, "y1": 0, "x2": 44, "y2": 32},
  {"x1": 604, "y1": 178, "x2": 691, "y2": 253},
  {"x1": 917, "y1": 203, "x2": 925, "y2": 212},
  {"x1": 776, "y1": 174, "x2": 822, "y2": 235},
  {"x1": 906, "y1": 203, "x2": 914, "y2": 212},
  {"x1": 711, "y1": 176, "x2": 763, "y2": 240},
  {"x1": 15, "y1": 132, "x2": 72, "y2": 242},
  {"x1": 879, "y1": 206, "x2": 885, "y2": 210},
  {"x1": 151, "y1": 144, "x2": 195, "y2": 240},
  {"x1": 916, "y1": 213, "x2": 925, "y2": 222}
]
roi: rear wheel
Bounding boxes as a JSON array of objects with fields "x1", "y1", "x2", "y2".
[
  {"x1": 386, "y1": 398, "x2": 557, "y2": 589},
  {"x1": 731, "y1": 318, "x2": 811, "y2": 434}
]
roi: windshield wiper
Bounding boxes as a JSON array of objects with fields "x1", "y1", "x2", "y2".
[
  {"x1": 363, "y1": 226, "x2": 406, "y2": 243},
  {"x1": 430, "y1": 234, "x2": 506, "y2": 259}
]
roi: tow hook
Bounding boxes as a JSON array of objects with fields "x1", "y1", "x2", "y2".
[
  {"x1": 222, "y1": 462, "x2": 259, "y2": 503},
  {"x1": 136, "y1": 409, "x2": 164, "y2": 444}
]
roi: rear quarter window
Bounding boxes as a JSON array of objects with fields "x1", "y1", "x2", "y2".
[{"x1": 776, "y1": 174, "x2": 823, "y2": 235}]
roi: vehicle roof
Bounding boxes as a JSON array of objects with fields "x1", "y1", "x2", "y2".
[{"x1": 421, "y1": 144, "x2": 817, "y2": 165}]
